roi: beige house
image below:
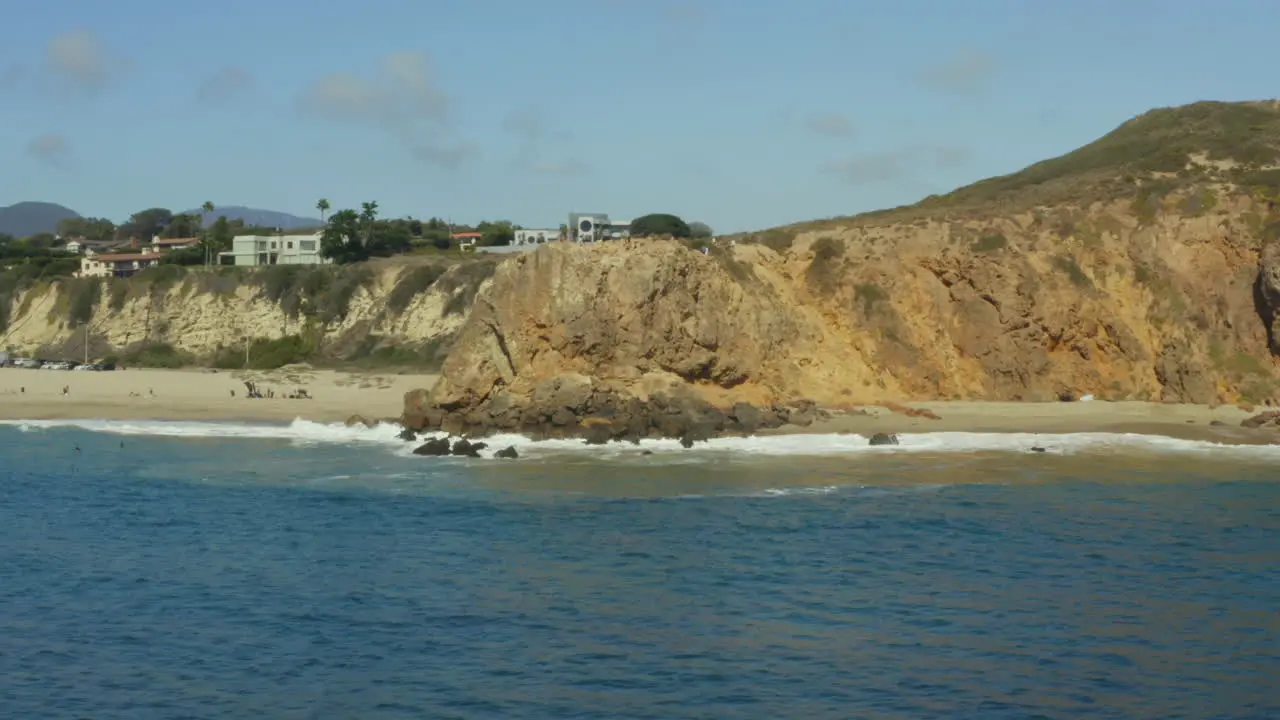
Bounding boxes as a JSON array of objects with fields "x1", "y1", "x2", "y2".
[
  {"x1": 78, "y1": 252, "x2": 163, "y2": 278},
  {"x1": 151, "y1": 236, "x2": 200, "y2": 253}
]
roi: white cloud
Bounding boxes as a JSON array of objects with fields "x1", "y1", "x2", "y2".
[
  {"x1": 918, "y1": 49, "x2": 996, "y2": 95},
  {"x1": 301, "y1": 51, "x2": 450, "y2": 129},
  {"x1": 26, "y1": 133, "x2": 71, "y2": 167},
  {"x1": 301, "y1": 52, "x2": 468, "y2": 169},
  {"x1": 46, "y1": 29, "x2": 123, "y2": 93}
]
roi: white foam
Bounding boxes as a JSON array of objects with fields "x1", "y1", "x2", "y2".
[
  {"x1": 0, "y1": 418, "x2": 406, "y2": 446},
  {"x1": 3, "y1": 418, "x2": 1278, "y2": 460}
]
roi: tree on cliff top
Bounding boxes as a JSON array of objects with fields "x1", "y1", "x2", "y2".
[
  {"x1": 319, "y1": 202, "x2": 413, "y2": 264},
  {"x1": 116, "y1": 208, "x2": 173, "y2": 243},
  {"x1": 630, "y1": 214, "x2": 691, "y2": 238}
]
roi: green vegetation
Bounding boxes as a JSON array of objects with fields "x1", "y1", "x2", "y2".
[
  {"x1": 249, "y1": 264, "x2": 376, "y2": 321},
  {"x1": 754, "y1": 229, "x2": 796, "y2": 253},
  {"x1": 55, "y1": 216, "x2": 116, "y2": 241},
  {"x1": 973, "y1": 234, "x2": 1008, "y2": 253},
  {"x1": 805, "y1": 237, "x2": 845, "y2": 293},
  {"x1": 436, "y1": 260, "x2": 497, "y2": 316},
  {"x1": 1210, "y1": 341, "x2": 1277, "y2": 404},
  {"x1": 629, "y1": 214, "x2": 692, "y2": 238},
  {"x1": 60, "y1": 278, "x2": 100, "y2": 326},
  {"x1": 1182, "y1": 187, "x2": 1220, "y2": 216},
  {"x1": 1052, "y1": 254, "x2": 1092, "y2": 288},
  {"x1": 119, "y1": 341, "x2": 192, "y2": 368},
  {"x1": 387, "y1": 264, "x2": 446, "y2": 315},
  {"x1": 338, "y1": 335, "x2": 452, "y2": 372},
  {"x1": 854, "y1": 283, "x2": 888, "y2": 314},
  {"x1": 0, "y1": 234, "x2": 82, "y2": 332},
  {"x1": 1132, "y1": 262, "x2": 1155, "y2": 285}
]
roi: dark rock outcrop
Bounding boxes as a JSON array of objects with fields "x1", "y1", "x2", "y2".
[
  {"x1": 397, "y1": 427, "x2": 418, "y2": 442},
  {"x1": 412, "y1": 437, "x2": 451, "y2": 456},
  {"x1": 495, "y1": 446, "x2": 519, "y2": 459},
  {"x1": 1241, "y1": 411, "x2": 1280, "y2": 429},
  {"x1": 1257, "y1": 230, "x2": 1280, "y2": 355},
  {"x1": 450, "y1": 439, "x2": 487, "y2": 457},
  {"x1": 401, "y1": 374, "x2": 807, "y2": 442},
  {"x1": 869, "y1": 432, "x2": 899, "y2": 446}
]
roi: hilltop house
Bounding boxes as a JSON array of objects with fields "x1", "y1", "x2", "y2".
[
  {"x1": 77, "y1": 252, "x2": 163, "y2": 278},
  {"x1": 151, "y1": 236, "x2": 200, "y2": 253},
  {"x1": 65, "y1": 238, "x2": 122, "y2": 255},
  {"x1": 218, "y1": 232, "x2": 328, "y2": 266}
]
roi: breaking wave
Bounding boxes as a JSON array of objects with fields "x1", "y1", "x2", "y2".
[{"x1": 3, "y1": 417, "x2": 1279, "y2": 460}]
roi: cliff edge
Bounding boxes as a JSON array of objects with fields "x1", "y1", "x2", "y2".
[{"x1": 404, "y1": 100, "x2": 1280, "y2": 440}]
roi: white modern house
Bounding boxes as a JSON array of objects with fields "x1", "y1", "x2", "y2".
[
  {"x1": 218, "y1": 232, "x2": 329, "y2": 267},
  {"x1": 78, "y1": 252, "x2": 163, "y2": 278},
  {"x1": 569, "y1": 212, "x2": 631, "y2": 242}
]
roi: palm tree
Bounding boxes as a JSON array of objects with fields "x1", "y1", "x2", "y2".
[
  {"x1": 201, "y1": 201, "x2": 215, "y2": 266},
  {"x1": 316, "y1": 198, "x2": 330, "y2": 225}
]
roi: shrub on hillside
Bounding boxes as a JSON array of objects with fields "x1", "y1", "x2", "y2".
[
  {"x1": 629, "y1": 214, "x2": 692, "y2": 238},
  {"x1": 387, "y1": 264, "x2": 446, "y2": 315},
  {"x1": 120, "y1": 341, "x2": 192, "y2": 368},
  {"x1": 973, "y1": 234, "x2": 1008, "y2": 252}
]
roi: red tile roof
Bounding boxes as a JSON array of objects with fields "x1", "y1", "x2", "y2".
[
  {"x1": 451, "y1": 232, "x2": 483, "y2": 239},
  {"x1": 152, "y1": 237, "x2": 199, "y2": 246},
  {"x1": 89, "y1": 253, "x2": 163, "y2": 262}
]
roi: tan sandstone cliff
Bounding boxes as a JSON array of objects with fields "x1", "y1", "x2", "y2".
[
  {"x1": 404, "y1": 131, "x2": 1280, "y2": 440},
  {"x1": 401, "y1": 100, "x2": 1280, "y2": 441},
  {"x1": 0, "y1": 258, "x2": 495, "y2": 367}
]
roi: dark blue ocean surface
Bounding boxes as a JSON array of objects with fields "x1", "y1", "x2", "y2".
[{"x1": 1, "y1": 423, "x2": 1278, "y2": 719}]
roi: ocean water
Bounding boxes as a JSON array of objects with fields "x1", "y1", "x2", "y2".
[{"x1": 1, "y1": 420, "x2": 1278, "y2": 719}]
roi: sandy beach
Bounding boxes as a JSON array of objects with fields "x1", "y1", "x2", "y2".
[
  {"x1": 791, "y1": 400, "x2": 1273, "y2": 445},
  {"x1": 0, "y1": 365, "x2": 1273, "y2": 443},
  {"x1": 0, "y1": 366, "x2": 436, "y2": 423}
]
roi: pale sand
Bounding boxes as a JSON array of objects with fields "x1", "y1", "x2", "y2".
[
  {"x1": 0, "y1": 367, "x2": 1273, "y2": 443},
  {"x1": 779, "y1": 401, "x2": 1275, "y2": 445},
  {"x1": 0, "y1": 366, "x2": 437, "y2": 423}
]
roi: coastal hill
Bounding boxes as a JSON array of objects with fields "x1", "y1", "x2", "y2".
[
  {"x1": 0, "y1": 202, "x2": 318, "y2": 237},
  {"x1": 0, "y1": 202, "x2": 81, "y2": 238},
  {"x1": 4, "y1": 100, "x2": 1280, "y2": 440},
  {"x1": 408, "y1": 99, "x2": 1280, "y2": 439},
  {"x1": 178, "y1": 206, "x2": 321, "y2": 230}
]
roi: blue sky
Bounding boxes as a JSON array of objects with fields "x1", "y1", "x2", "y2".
[{"x1": 1, "y1": 0, "x2": 1277, "y2": 233}]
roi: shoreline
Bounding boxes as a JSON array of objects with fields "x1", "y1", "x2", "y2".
[
  {"x1": 0, "y1": 366, "x2": 436, "y2": 425},
  {"x1": 2, "y1": 370, "x2": 1275, "y2": 445},
  {"x1": 764, "y1": 401, "x2": 1277, "y2": 446}
]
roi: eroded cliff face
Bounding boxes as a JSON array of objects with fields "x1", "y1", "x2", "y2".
[
  {"x1": 0, "y1": 259, "x2": 494, "y2": 365},
  {"x1": 417, "y1": 191, "x2": 1280, "y2": 437}
]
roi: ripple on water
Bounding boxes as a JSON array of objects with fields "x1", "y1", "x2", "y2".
[{"x1": 0, "y1": 427, "x2": 1278, "y2": 718}]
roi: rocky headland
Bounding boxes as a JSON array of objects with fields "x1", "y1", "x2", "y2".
[{"x1": 402, "y1": 100, "x2": 1280, "y2": 444}]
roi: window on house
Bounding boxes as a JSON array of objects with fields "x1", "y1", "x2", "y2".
[
  {"x1": 300, "y1": 240, "x2": 316, "y2": 251},
  {"x1": 288, "y1": 241, "x2": 294, "y2": 249}
]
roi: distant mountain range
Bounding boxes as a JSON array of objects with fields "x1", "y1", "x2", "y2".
[
  {"x1": 0, "y1": 202, "x2": 321, "y2": 237},
  {"x1": 0, "y1": 202, "x2": 82, "y2": 238},
  {"x1": 180, "y1": 206, "x2": 322, "y2": 230}
]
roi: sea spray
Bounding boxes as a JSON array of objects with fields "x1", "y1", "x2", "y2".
[{"x1": 3, "y1": 418, "x2": 1280, "y2": 462}]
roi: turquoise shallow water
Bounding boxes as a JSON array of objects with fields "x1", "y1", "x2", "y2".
[{"x1": 1, "y1": 421, "x2": 1278, "y2": 719}]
